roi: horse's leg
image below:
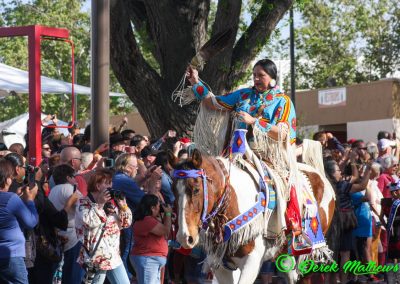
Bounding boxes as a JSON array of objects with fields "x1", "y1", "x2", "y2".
[
  {"x1": 284, "y1": 269, "x2": 299, "y2": 284},
  {"x1": 212, "y1": 267, "x2": 235, "y2": 284},
  {"x1": 235, "y1": 236, "x2": 265, "y2": 284}
]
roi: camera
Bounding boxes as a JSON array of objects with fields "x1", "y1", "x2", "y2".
[
  {"x1": 107, "y1": 188, "x2": 125, "y2": 200},
  {"x1": 24, "y1": 165, "x2": 39, "y2": 188},
  {"x1": 104, "y1": 158, "x2": 114, "y2": 168},
  {"x1": 83, "y1": 262, "x2": 98, "y2": 284}
]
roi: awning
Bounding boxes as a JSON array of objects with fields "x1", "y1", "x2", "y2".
[{"x1": 0, "y1": 63, "x2": 126, "y2": 97}]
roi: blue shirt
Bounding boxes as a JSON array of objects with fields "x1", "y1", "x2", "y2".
[
  {"x1": 0, "y1": 192, "x2": 38, "y2": 258},
  {"x1": 351, "y1": 191, "x2": 372, "y2": 238},
  {"x1": 112, "y1": 172, "x2": 145, "y2": 211},
  {"x1": 161, "y1": 171, "x2": 175, "y2": 206}
]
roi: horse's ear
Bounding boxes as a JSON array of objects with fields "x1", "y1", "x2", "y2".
[{"x1": 191, "y1": 149, "x2": 202, "y2": 169}]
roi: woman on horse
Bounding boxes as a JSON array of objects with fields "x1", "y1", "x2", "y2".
[{"x1": 186, "y1": 59, "x2": 304, "y2": 247}]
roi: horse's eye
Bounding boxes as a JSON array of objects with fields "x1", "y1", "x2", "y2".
[{"x1": 193, "y1": 188, "x2": 200, "y2": 195}]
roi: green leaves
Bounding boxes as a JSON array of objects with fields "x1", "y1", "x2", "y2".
[
  {"x1": 0, "y1": 0, "x2": 133, "y2": 122},
  {"x1": 294, "y1": 0, "x2": 399, "y2": 89}
]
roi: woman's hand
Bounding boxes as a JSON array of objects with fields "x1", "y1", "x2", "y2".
[
  {"x1": 161, "y1": 203, "x2": 173, "y2": 215},
  {"x1": 96, "y1": 189, "x2": 111, "y2": 207},
  {"x1": 115, "y1": 197, "x2": 127, "y2": 209},
  {"x1": 95, "y1": 142, "x2": 109, "y2": 155},
  {"x1": 186, "y1": 66, "x2": 199, "y2": 85},
  {"x1": 349, "y1": 150, "x2": 358, "y2": 163},
  {"x1": 237, "y1": 111, "x2": 256, "y2": 125},
  {"x1": 21, "y1": 184, "x2": 38, "y2": 202}
]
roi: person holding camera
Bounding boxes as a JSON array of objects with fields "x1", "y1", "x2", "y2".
[
  {"x1": 112, "y1": 153, "x2": 145, "y2": 280},
  {"x1": 75, "y1": 168, "x2": 132, "y2": 284},
  {"x1": 4, "y1": 152, "x2": 27, "y2": 194},
  {"x1": 0, "y1": 158, "x2": 38, "y2": 284},
  {"x1": 48, "y1": 164, "x2": 83, "y2": 284},
  {"x1": 131, "y1": 194, "x2": 172, "y2": 284}
]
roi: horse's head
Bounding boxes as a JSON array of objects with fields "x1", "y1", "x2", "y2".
[{"x1": 172, "y1": 149, "x2": 209, "y2": 249}]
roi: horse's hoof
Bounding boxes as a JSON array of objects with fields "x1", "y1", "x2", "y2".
[{"x1": 222, "y1": 258, "x2": 238, "y2": 271}]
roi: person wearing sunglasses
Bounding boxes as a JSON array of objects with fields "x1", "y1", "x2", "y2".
[{"x1": 42, "y1": 144, "x2": 52, "y2": 158}]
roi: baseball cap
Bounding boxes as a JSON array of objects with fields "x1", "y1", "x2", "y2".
[
  {"x1": 179, "y1": 137, "x2": 191, "y2": 144},
  {"x1": 110, "y1": 133, "x2": 127, "y2": 146},
  {"x1": 141, "y1": 146, "x2": 161, "y2": 159},
  {"x1": 377, "y1": 139, "x2": 396, "y2": 152}
]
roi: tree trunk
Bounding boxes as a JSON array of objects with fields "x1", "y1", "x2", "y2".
[{"x1": 110, "y1": 0, "x2": 293, "y2": 138}]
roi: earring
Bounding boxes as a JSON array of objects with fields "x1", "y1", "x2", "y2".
[{"x1": 269, "y1": 79, "x2": 276, "y2": 88}]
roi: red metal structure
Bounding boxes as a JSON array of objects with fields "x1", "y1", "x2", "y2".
[{"x1": 0, "y1": 25, "x2": 74, "y2": 166}]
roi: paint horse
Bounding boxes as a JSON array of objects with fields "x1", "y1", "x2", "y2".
[{"x1": 172, "y1": 149, "x2": 335, "y2": 284}]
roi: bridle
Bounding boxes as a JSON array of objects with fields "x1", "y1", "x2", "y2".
[{"x1": 173, "y1": 168, "x2": 229, "y2": 230}]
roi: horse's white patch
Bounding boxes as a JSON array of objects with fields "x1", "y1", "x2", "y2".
[
  {"x1": 176, "y1": 179, "x2": 192, "y2": 247},
  {"x1": 217, "y1": 158, "x2": 258, "y2": 213}
]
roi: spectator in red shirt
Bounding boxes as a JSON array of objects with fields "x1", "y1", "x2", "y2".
[
  {"x1": 131, "y1": 194, "x2": 172, "y2": 284},
  {"x1": 377, "y1": 155, "x2": 399, "y2": 198}
]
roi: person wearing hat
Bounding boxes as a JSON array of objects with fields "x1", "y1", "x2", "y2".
[
  {"x1": 377, "y1": 138, "x2": 396, "y2": 156},
  {"x1": 141, "y1": 146, "x2": 159, "y2": 168},
  {"x1": 109, "y1": 133, "x2": 130, "y2": 160}
]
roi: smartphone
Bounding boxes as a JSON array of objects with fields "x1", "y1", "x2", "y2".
[{"x1": 104, "y1": 158, "x2": 114, "y2": 168}]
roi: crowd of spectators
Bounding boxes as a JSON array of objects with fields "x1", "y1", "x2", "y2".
[
  {"x1": 1, "y1": 113, "x2": 400, "y2": 284},
  {"x1": 0, "y1": 115, "x2": 206, "y2": 284},
  {"x1": 318, "y1": 130, "x2": 400, "y2": 284}
]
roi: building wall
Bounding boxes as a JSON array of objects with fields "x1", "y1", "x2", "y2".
[
  {"x1": 296, "y1": 79, "x2": 398, "y2": 126},
  {"x1": 347, "y1": 118, "x2": 397, "y2": 143}
]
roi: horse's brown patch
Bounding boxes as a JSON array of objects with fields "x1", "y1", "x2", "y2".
[
  {"x1": 302, "y1": 171, "x2": 324, "y2": 203},
  {"x1": 301, "y1": 170, "x2": 335, "y2": 234},
  {"x1": 233, "y1": 240, "x2": 255, "y2": 257}
]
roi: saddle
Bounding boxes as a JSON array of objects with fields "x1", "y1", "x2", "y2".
[{"x1": 239, "y1": 156, "x2": 313, "y2": 256}]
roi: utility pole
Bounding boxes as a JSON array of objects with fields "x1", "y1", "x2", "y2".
[
  {"x1": 91, "y1": 0, "x2": 110, "y2": 153},
  {"x1": 290, "y1": 7, "x2": 295, "y2": 106}
]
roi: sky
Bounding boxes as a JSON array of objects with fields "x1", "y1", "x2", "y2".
[{"x1": 1, "y1": 0, "x2": 296, "y2": 84}]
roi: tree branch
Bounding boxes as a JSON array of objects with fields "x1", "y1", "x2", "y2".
[
  {"x1": 127, "y1": 1, "x2": 163, "y2": 65},
  {"x1": 227, "y1": 0, "x2": 294, "y2": 89},
  {"x1": 110, "y1": 0, "x2": 164, "y2": 134},
  {"x1": 142, "y1": 0, "x2": 209, "y2": 84},
  {"x1": 202, "y1": 0, "x2": 242, "y2": 95}
]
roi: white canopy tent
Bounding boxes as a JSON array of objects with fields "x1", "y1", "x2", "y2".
[
  {"x1": 0, "y1": 113, "x2": 70, "y2": 148},
  {"x1": 0, "y1": 63, "x2": 126, "y2": 97}
]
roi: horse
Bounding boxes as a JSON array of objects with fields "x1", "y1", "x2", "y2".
[{"x1": 172, "y1": 149, "x2": 335, "y2": 284}]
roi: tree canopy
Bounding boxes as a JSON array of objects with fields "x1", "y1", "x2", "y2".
[
  {"x1": 1, "y1": 0, "x2": 398, "y2": 136},
  {"x1": 293, "y1": 0, "x2": 400, "y2": 89},
  {"x1": 109, "y1": 0, "x2": 294, "y2": 137},
  {"x1": 0, "y1": 0, "x2": 134, "y2": 122}
]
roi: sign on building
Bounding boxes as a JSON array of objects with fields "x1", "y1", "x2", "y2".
[{"x1": 318, "y1": 87, "x2": 346, "y2": 108}]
